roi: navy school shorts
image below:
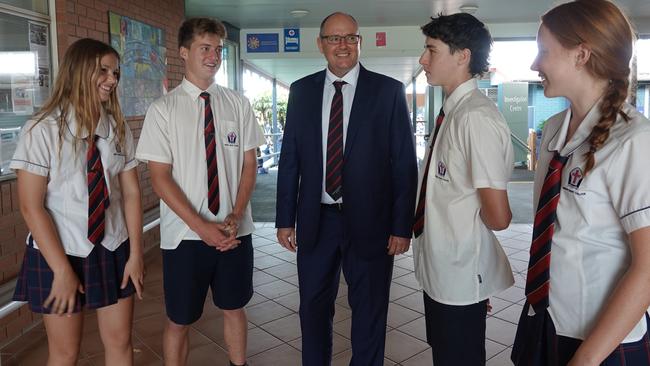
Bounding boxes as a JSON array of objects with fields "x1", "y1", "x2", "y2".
[
  {"x1": 162, "y1": 234, "x2": 253, "y2": 325},
  {"x1": 13, "y1": 237, "x2": 135, "y2": 314}
]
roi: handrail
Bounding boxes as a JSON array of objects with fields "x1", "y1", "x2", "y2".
[
  {"x1": 511, "y1": 133, "x2": 532, "y2": 153},
  {"x1": 0, "y1": 218, "x2": 161, "y2": 320}
]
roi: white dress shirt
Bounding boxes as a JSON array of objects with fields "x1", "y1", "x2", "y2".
[
  {"x1": 136, "y1": 78, "x2": 265, "y2": 249},
  {"x1": 535, "y1": 102, "x2": 650, "y2": 342},
  {"x1": 10, "y1": 108, "x2": 137, "y2": 257},
  {"x1": 413, "y1": 78, "x2": 515, "y2": 305},
  {"x1": 321, "y1": 63, "x2": 360, "y2": 204}
]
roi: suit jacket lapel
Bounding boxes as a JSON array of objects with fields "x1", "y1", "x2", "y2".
[{"x1": 345, "y1": 65, "x2": 371, "y2": 159}]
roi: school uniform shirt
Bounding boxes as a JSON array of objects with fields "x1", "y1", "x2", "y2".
[
  {"x1": 10, "y1": 108, "x2": 138, "y2": 257},
  {"x1": 535, "y1": 102, "x2": 650, "y2": 342},
  {"x1": 136, "y1": 78, "x2": 265, "y2": 250},
  {"x1": 413, "y1": 78, "x2": 515, "y2": 305},
  {"x1": 320, "y1": 63, "x2": 359, "y2": 204}
]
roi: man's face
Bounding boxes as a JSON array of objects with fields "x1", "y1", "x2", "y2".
[
  {"x1": 180, "y1": 32, "x2": 223, "y2": 88},
  {"x1": 418, "y1": 37, "x2": 461, "y2": 88},
  {"x1": 317, "y1": 14, "x2": 361, "y2": 78}
]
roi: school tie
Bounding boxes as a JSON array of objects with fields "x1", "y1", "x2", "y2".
[
  {"x1": 412, "y1": 108, "x2": 445, "y2": 238},
  {"x1": 201, "y1": 92, "x2": 220, "y2": 215},
  {"x1": 325, "y1": 81, "x2": 346, "y2": 201},
  {"x1": 87, "y1": 136, "x2": 110, "y2": 245},
  {"x1": 525, "y1": 152, "x2": 569, "y2": 313}
]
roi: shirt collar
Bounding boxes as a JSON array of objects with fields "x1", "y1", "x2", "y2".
[
  {"x1": 442, "y1": 78, "x2": 478, "y2": 116},
  {"x1": 325, "y1": 62, "x2": 360, "y2": 88},
  {"x1": 63, "y1": 106, "x2": 110, "y2": 140},
  {"x1": 547, "y1": 98, "x2": 604, "y2": 156},
  {"x1": 181, "y1": 77, "x2": 221, "y2": 101}
]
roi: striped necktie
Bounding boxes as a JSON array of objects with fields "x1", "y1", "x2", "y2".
[
  {"x1": 325, "y1": 80, "x2": 346, "y2": 201},
  {"x1": 525, "y1": 152, "x2": 569, "y2": 313},
  {"x1": 201, "y1": 92, "x2": 220, "y2": 215},
  {"x1": 87, "y1": 136, "x2": 110, "y2": 245},
  {"x1": 412, "y1": 108, "x2": 445, "y2": 238}
]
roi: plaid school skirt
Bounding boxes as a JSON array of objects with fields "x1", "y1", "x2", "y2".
[
  {"x1": 512, "y1": 302, "x2": 650, "y2": 366},
  {"x1": 13, "y1": 236, "x2": 135, "y2": 314}
]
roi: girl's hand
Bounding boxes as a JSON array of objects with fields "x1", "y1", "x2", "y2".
[
  {"x1": 43, "y1": 268, "x2": 83, "y2": 315},
  {"x1": 121, "y1": 255, "x2": 145, "y2": 300}
]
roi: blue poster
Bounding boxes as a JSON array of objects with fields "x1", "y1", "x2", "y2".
[
  {"x1": 247, "y1": 33, "x2": 279, "y2": 53},
  {"x1": 284, "y1": 28, "x2": 300, "y2": 52}
]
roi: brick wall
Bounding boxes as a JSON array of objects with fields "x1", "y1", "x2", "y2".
[{"x1": 0, "y1": 0, "x2": 185, "y2": 346}]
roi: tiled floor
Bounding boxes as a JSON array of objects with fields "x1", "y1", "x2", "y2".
[{"x1": 0, "y1": 223, "x2": 534, "y2": 366}]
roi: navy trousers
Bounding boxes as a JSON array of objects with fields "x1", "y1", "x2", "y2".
[
  {"x1": 423, "y1": 291, "x2": 488, "y2": 366},
  {"x1": 297, "y1": 205, "x2": 394, "y2": 366}
]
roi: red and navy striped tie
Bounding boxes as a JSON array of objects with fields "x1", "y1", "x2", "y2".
[
  {"x1": 412, "y1": 108, "x2": 445, "y2": 238},
  {"x1": 201, "y1": 92, "x2": 220, "y2": 215},
  {"x1": 325, "y1": 81, "x2": 346, "y2": 201},
  {"x1": 525, "y1": 152, "x2": 569, "y2": 313},
  {"x1": 87, "y1": 136, "x2": 110, "y2": 245}
]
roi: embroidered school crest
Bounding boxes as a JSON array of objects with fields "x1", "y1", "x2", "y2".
[
  {"x1": 227, "y1": 131, "x2": 237, "y2": 144},
  {"x1": 568, "y1": 167, "x2": 584, "y2": 188},
  {"x1": 437, "y1": 161, "x2": 447, "y2": 177}
]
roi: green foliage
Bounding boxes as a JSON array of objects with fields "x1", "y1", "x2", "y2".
[
  {"x1": 536, "y1": 119, "x2": 548, "y2": 132},
  {"x1": 252, "y1": 91, "x2": 288, "y2": 130}
]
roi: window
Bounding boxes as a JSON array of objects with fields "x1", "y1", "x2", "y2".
[
  {"x1": 0, "y1": 3, "x2": 52, "y2": 177},
  {"x1": 216, "y1": 40, "x2": 239, "y2": 90}
]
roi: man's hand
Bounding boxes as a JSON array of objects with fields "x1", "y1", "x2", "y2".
[
  {"x1": 387, "y1": 235, "x2": 410, "y2": 255},
  {"x1": 223, "y1": 212, "x2": 243, "y2": 238},
  {"x1": 193, "y1": 218, "x2": 241, "y2": 251},
  {"x1": 277, "y1": 227, "x2": 297, "y2": 252}
]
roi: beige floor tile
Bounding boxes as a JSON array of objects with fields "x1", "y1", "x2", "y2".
[
  {"x1": 486, "y1": 317, "x2": 518, "y2": 346},
  {"x1": 254, "y1": 279, "x2": 298, "y2": 300},
  {"x1": 253, "y1": 270, "x2": 279, "y2": 287},
  {"x1": 263, "y1": 261, "x2": 298, "y2": 278},
  {"x1": 401, "y1": 349, "x2": 433, "y2": 366},
  {"x1": 333, "y1": 303, "x2": 352, "y2": 323},
  {"x1": 384, "y1": 329, "x2": 430, "y2": 363},
  {"x1": 247, "y1": 300, "x2": 293, "y2": 326},
  {"x1": 254, "y1": 255, "x2": 286, "y2": 270},
  {"x1": 387, "y1": 303, "x2": 421, "y2": 328},
  {"x1": 396, "y1": 317, "x2": 427, "y2": 342},
  {"x1": 392, "y1": 273, "x2": 420, "y2": 290},
  {"x1": 494, "y1": 302, "x2": 524, "y2": 325},
  {"x1": 245, "y1": 327, "x2": 284, "y2": 357},
  {"x1": 394, "y1": 291, "x2": 424, "y2": 314},
  {"x1": 487, "y1": 347, "x2": 514, "y2": 365},
  {"x1": 259, "y1": 313, "x2": 301, "y2": 342},
  {"x1": 494, "y1": 285, "x2": 526, "y2": 303},
  {"x1": 186, "y1": 343, "x2": 230, "y2": 365},
  {"x1": 389, "y1": 282, "x2": 417, "y2": 301},
  {"x1": 248, "y1": 343, "x2": 302, "y2": 366}
]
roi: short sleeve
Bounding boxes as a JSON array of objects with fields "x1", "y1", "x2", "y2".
[
  {"x1": 462, "y1": 110, "x2": 514, "y2": 190},
  {"x1": 122, "y1": 123, "x2": 138, "y2": 171},
  {"x1": 241, "y1": 95, "x2": 266, "y2": 151},
  {"x1": 608, "y1": 131, "x2": 650, "y2": 233},
  {"x1": 135, "y1": 100, "x2": 173, "y2": 164},
  {"x1": 9, "y1": 119, "x2": 54, "y2": 177}
]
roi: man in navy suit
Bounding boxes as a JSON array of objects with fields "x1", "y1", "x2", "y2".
[{"x1": 275, "y1": 12, "x2": 418, "y2": 366}]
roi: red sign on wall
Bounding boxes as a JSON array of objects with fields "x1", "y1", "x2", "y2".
[{"x1": 376, "y1": 32, "x2": 386, "y2": 47}]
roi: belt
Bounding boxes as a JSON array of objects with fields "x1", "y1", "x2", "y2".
[{"x1": 321, "y1": 202, "x2": 343, "y2": 211}]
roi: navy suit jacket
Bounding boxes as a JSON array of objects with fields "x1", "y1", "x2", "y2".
[{"x1": 275, "y1": 65, "x2": 418, "y2": 258}]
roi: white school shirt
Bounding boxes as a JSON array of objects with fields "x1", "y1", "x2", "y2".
[
  {"x1": 10, "y1": 108, "x2": 138, "y2": 257},
  {"x1": 320, "y1": 63, "x2": 359, "y2": 204},
  {"x1": 413, "y1": 78, "x2": 515, "y2": 305},
  {"x1": 136, "y1": 78, "x2": 265, "y2": 250},
  {"x1": 535, "y1": 102, "x2": 650, "y2": 342}
]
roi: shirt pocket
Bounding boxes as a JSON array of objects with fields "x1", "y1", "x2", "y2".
[
  {"x1": 103, "y1": 138, "x2": 126, "y2": 175},
  {"x1": 219, "y1": 121, "x2": 241, "y2": 150}
]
